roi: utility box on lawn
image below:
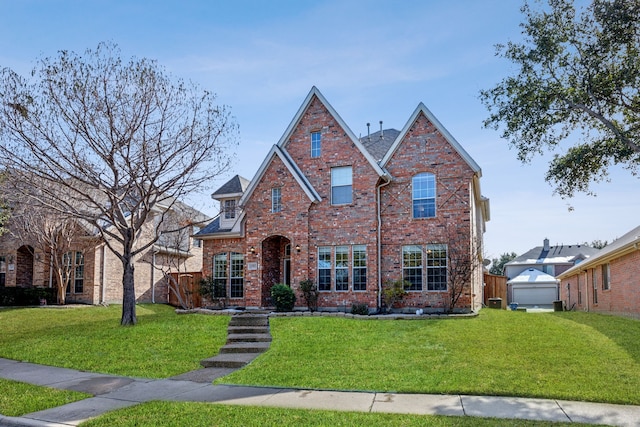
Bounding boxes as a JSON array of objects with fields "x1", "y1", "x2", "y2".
[{"x1": 488, "y1": 298, "x2": 502, "y2": 309}]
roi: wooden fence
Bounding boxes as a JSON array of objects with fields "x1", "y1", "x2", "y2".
[
  {"x1": 167, "y1": 272, "x2": 203, "y2": 308},
  {"x1": 483, "y1": 272, "x2": 507, "y2": 308}
]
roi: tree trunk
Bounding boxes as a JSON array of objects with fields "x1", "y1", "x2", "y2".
[
  {"x1": 55, "y1": 270, "x2": 66, "y2": 305},
  {"x1": 120, "y1": 233, "x2": 137, "y2": 325}
]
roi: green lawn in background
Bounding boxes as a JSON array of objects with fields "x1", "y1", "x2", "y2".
[
  {"x1": 218, "y1": 310, "x2": 640, "y2": 405},
  {"x1": 0, "y1": 304, "x2": 229, "y2": 378}
]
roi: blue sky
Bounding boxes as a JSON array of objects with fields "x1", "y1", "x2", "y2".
[{"x1": 1, "y1": 0, "x2": 638, "y2": 258}]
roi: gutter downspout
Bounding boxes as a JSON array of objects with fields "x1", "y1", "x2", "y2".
[
  {"x1": 152, "y1": 250, "x2": 158, "y2": 304},
  {"x1": 376, "y1": 177, "x2": 392, "y2": 310},
  {"x1": 48, "y1": 246, "x2": 53, "y2": 288}
]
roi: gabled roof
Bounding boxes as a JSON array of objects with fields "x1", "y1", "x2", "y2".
[
  {"x1": 212, "y1": 175, "x2": 251, "y2": 199},
  {"x1": 277, "y1": 86, "x2": 389, "y2": 180},
  {"x1": 380, "y1": 103, "x2": 481, "y2": 176},
  {"x1": 557, "y1": 225, "x2": 640, "y2": 279},
  {"x1": 507, "y1": 243, "x2": 600, "y2": 266},
  {"x1": 239, "y1": 145, "x2": 321, "y2": 207},
  {"x1": 507, "y1": 268, "x2": 559, "y2": 285}
]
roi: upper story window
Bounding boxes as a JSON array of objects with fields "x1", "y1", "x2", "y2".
[
  {"x1": 412, "y1": 173, "x2": 436, "y2": 218},
  {"x1": 271, "y1": 188, "x2": 282, "y2": 213},
  {"x1": 331, "y1": 166, "x2": 352, "y2": 205},
  {"x1": 224, "y1": 199, "x2": 236, "y2": 220},
  {"x1": 311, "y1": 131, "x2": 321, "y2": 158},
  {"x1": 192, "y1": 226, "x2": 202, "y2": 248}
]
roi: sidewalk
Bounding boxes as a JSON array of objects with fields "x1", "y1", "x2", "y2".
[{"x1": 1, "y1": 358, "x2": 639, "y2": 427}]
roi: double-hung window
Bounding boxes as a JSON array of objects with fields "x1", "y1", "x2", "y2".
[
  {"x1": 352, "y1": 245, "x2": 367, "y2": 291},
  {"x1": 213, "y1": 253, "x2": 228, "y2": 297},
  {"x1": 426, "y1": 244, "x2": 447, "y2": 291},
  {"x1": 311, "y1": 131, "x2": 321, "y2": 158},
  {"x1": 335, "y1": 246, "x2": 349, "y2": 291},
  {"x1": 224, "y1": 200, "x2": 236, "y2": 219},
  {"x1": 271, "y1": 188, "x2": 282, "y2": 213},
  {"x1": 331, "y1": 166, "x2": 352, "y2": 205},
  {"x1": 602, "y1": 264, "x2": 610, "y2": 290},
  {"x1": 318, "y1": 247, "x2": 332, "y2": 291},
  {"x1": 412, "y1": 173, "x2": 436, "y2": 218},
  {"x1": 230, "y1": 252, "x2": 244, "y2": 298},
  {"x1": 63, "y1": 251, "x2": 84, "y2": 294},
  {"x1": 402, "y1": 245, "x2": 423, "y2": 291}
]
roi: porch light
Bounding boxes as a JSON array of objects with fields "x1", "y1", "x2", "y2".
[
  {"x1": 295, "y1": 244, "x2": 301, "y2": 252},
  {"x1": 250, "y1": 246, "x2": 255, "y2": 254}
]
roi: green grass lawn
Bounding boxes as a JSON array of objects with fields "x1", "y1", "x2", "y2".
[
  {"x1": 0, "y1": 379, "x2": 90, "y2": 417},
  {"x1": 218, "y1": 310, "x2": 640, "y2": 405},
  {"x1": 1, "y1": 304, "x2": 639, "y2": 422},
  {"x1": 0, "y1": 304, "x2": 229, "y2": 378},
  {"x1": 80, "y1": 401, "x2": 600, "y2": 427}
]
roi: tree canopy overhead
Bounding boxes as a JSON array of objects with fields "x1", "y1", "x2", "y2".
[
  {"x1": 480, "y1": 0, "x2": 640, "y2": 198},
  {"x1": 0, "y1": 42, "x2": 238, "y2": 325}
]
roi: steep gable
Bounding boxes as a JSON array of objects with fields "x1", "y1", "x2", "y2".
[
  {"x1": 277, "y1": 86, "x2": 388, "y2": 181},
  {"x1": 381, "y1": 103, "x2": 481, "y2": 175}
]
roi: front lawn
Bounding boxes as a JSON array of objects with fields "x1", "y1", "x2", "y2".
[
  {"x1": 218, "y1": 310, "x2": 640, "y2": 405},
  {"x1": 0, "y1": 378, "x2": 90, "y2": 417},
  {"x1": 80, "y1": 401, "x2": 597, "y2": 427},
  {"x1": 0, "y1": 304, "x2": 229, "y2": 378}
]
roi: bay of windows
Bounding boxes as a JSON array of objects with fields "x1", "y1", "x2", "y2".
[
  {"x1": 213, "y1": 252, "x2": 244, "y2": 298},
  {"x1": 402, "y1": 244, "x2": 448, "y2": 291},
  {"x1": 317, "y1": 245, "x2": 367, "y2": 291}
]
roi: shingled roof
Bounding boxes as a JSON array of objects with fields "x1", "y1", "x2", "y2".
[
  {"x1": 360, "y1": 129, "x2": 400, "y2": 162},
  {"x1": 212, "y1": 175, "x2": 250, "y2": 199}
]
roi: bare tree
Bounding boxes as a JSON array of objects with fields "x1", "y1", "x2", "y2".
[
  {"x1": 7, "y1": 201, "x2": 96, "y2": 305},
  {"x1": 0, "y1": 43, "x2": 237, "y2": 325},
  {"x1": 443, "y1": 223, "x2": 482, "y2": 313}
]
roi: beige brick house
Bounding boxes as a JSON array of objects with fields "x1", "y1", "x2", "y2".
[
  {"x1": 196, "y1": 87, "x2": 490, "y2": 313},
  {"x1": 0, "y1": 200, "x2": 205, "y2": 305}
]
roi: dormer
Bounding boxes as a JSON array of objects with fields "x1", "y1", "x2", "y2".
[{"x1": 211, "y1": 175, "x2": 250, "y2": 230}]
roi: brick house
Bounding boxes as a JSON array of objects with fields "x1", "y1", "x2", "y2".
[
  {"x1": 0, "y1": 200, "x2": 205, "y2": 305},
  {"x1": 556, "y1": 225, "x2": 640, "y2": 319},
  {"x1": 196, "y1": 87, "x2": 490, "y2": 313}
]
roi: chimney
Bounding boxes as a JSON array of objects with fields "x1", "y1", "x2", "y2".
[{"x1": 543, "y1": 238, "x2": 550, "y2": 251}]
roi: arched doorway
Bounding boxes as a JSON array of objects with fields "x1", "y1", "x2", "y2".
[
  {"x1": 261, "y1": 235, "x2": 291, "y2": 307},
  {"x1": 16, "y1": 245, "x2": 34, "y2": 287}
]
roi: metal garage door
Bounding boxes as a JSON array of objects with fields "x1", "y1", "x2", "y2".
[{"x1": 512, "y1": 285, "x2": 558, "y2": 307}]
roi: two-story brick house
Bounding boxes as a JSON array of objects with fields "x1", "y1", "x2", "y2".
[
  {"x1": 0, "y1": 199, "x2": 205, "y2": 305},
  {"x1": 196, "y1": 87, "x2": 490, "y2": 313}
]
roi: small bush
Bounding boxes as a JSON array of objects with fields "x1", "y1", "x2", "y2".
[
  {"x1": 199, "y1": 276, "x2": 227, "y2": 308},
  {"x1": 350, "y1": 302, "x2": 369, "y2": 315},
  {"x1": 299, "y1": 279, "x2": 319, "y2": 312},
  {"x1": 381, "y1": 279, "x2": 409, "y2": 313},
  {"x1": 0, "y1": 287, "x2": 57, "y2": 306},
  {"x1": 271, "y1": 284, "x2": 296, "y2": 312}
]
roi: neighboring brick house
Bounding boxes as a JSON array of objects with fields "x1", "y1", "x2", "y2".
[
  {"x1": 0, "y1": 200, "x2": 205, "y2": 305},
  {"x1": 557, "y1": 225, "x2": 640, "y2": 319},
  {"x1": 504, "y1": 239, "x2": 600, "y2": 307},
  {"x1": 196, "y1": 87, "x2": 490, "y2": 313}
]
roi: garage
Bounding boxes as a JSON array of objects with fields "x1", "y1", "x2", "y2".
[{"x1": 507, "y1": 268, "x2": 559, "y2": 308}]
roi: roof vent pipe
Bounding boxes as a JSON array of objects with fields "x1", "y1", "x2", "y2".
[
  {"x1": 380, "y1": 120, "x2": 384, "y2": 138},
  {"x1": 367, "y1": 123, "x2": 370, "y2": 141}
]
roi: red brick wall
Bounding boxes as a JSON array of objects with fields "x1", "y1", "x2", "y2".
[
  {"x1": 560, "y1": 249, "x2": 640, "y2": 318},
  {"x1": 381, "y1": 112, "x2": 476, "y2": 310}
]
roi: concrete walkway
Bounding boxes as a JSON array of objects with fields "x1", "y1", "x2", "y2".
[{"x1": 1, "y1": 358, "x2": 639, "y2": 426}]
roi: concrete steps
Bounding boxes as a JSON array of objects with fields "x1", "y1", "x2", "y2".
[{"x1": 200, "y1": 313, "x2": 272, "y2": 369}]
